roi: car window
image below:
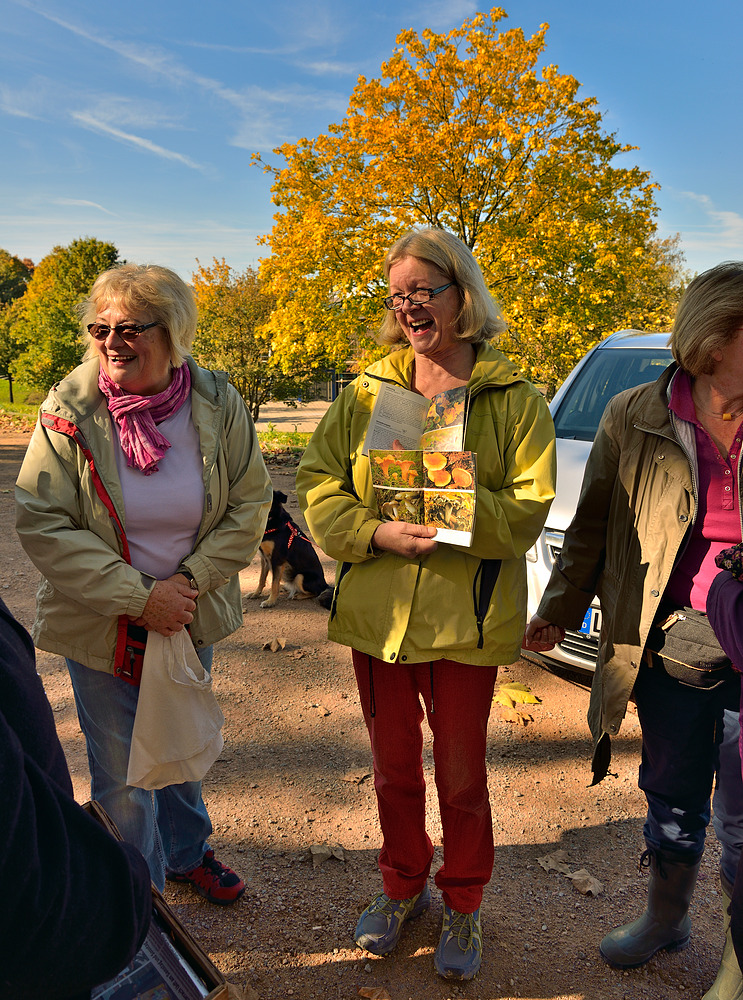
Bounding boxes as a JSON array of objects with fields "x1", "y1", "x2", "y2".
[{"x1": 553, "y1": 348, "x2": 673, "y2": 441}]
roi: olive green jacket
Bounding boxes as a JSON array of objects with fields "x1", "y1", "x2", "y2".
[
  {"x1": 536, "y1": 363, "x2": 725, "y2": 782},
  {"x1": 296, "y1": 343, "x2": 556, "y2": 666},
  {"x1": 15, "y1": 357, "x2": 272, "y2": 672}
]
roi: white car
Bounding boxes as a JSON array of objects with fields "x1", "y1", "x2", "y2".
[{"x1": 524, "y1": 329, "x2": 674, "y2": 674}]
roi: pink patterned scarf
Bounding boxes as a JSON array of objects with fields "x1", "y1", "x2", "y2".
[{"x1": 98, "y1": 363, "x2": 192, "y2": 475}]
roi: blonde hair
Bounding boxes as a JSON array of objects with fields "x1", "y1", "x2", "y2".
[
  {"x1": 80, "y1": 263, "x2": 198, "y2": 367},
  {"x1": 671, "y1": 262, "x2": 743, "y2": 376},
  {"x1": 378, "y1": 228, "x2": 506, "y2": 346}
]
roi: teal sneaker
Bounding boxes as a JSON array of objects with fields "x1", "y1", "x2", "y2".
[
  {"x1": 434, "y1": 904, "x2": 482, "y2": 980},
  {"x1": 354, "y1": 884, "x2": 431, "y2": 955}
]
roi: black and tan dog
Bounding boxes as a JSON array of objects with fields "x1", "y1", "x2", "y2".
[{"x1": 249, "y1": 490, "x2": 333, "y2": 609}]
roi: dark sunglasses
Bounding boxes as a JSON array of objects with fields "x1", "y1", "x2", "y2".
[{"x1": 87, "y1": 321, "x2": 159, "y2": 342}]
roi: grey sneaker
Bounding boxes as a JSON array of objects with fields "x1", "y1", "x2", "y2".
[
  {"x1": 434, "y1": 904, "x2": 482, "y2": 979},
  {"x1": 354, "y1": 884, "x2": 431, "y2": 955}
]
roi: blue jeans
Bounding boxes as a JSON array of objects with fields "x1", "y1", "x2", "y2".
[
  {"x1": 67, "y1": 645, "x2": 214, "y2": 891},
  {"x1": 635, "y1": 660, "x2": 742, "y2": 873}
]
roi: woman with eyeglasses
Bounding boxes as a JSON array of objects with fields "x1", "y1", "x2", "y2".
[
  {"x1": 296, "y1": 227, "x2": 556, "y2": 980},
  {"x1": 16, "y1": 263, "x2": 272, "y2": 903}
]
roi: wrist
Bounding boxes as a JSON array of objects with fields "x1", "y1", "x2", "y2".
[{"x1": 177, "y1": 566, "x2": 198, "y2": 591}]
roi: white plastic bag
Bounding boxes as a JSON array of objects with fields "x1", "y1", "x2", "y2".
[{"x1": 127, "y1": 630, "x2": 224, "y2": 790}]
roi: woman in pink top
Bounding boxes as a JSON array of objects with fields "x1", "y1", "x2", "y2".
[{"x1": 525, "y1": 263, "x2": 743, "y2": 999}]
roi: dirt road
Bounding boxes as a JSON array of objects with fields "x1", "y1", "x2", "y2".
[{"x1": 0, "y1": 432, "x2": 729, "y2": 999}]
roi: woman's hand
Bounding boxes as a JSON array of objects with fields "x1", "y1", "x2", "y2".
[
  {"x1": 372, "y1": 521, "x2": 438, "y2": 559},
  {"x1": 133, "y1": 576, "x2": 198, "y2": 636},
  {"x1": 523, "y1": 614, "x2": 566, "y2": 652}
]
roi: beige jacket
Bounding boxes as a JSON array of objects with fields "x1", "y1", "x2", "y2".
[{"x1": 16, "y1": 357, "x2": 272, "y2": 672}]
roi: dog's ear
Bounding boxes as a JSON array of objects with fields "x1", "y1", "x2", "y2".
[{"x1": 274, "y1": 490, "x2": 288, "y2": 505}]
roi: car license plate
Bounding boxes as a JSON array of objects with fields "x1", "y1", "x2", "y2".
[{"x1": 579, "y1": 607, "x2": 602, "y2": 638}]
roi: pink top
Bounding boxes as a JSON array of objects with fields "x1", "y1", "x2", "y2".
[
  {"x1": 113, "y1": 398, "x2": 204, "y2": 579},
  {"x1": 665, "y1": 370, "x2": 743, "y2": 610}
]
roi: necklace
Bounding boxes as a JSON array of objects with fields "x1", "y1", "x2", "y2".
[
  {"x1": 692, "y1": 384, "x2": 743, "y2": 421},
  {"x1": 694, "y1": 403, "x2": 743, "y2": 421}
]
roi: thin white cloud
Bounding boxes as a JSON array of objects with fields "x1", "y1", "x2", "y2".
[
  {"x1": 679, "y1": 191, "x2": 743, "y2": 253},
  {"x1": 0, "y1": 80, "x2": 50, "y2": 120},
  {"x1": 53, "y1": 198, "x2": 118, "y2": 216},
  {"x1": 12, "y1": 3, "x2": 249, "y2": 119},
  {"x1": 227, "y1": 85, "x2": 348, "y2": 150},
  {"x1": 13, "y1": 1, "x2": 349, "y2": 152},
  {"x1": 0, "y1": 93, "x2": 40, "y2": 119},
  {"x1": 80, "y1": 96, "x2": 185, "y2": 131},
  {"x1": 71, "y1": 112, "x2": 205, "y2": 171},
  {"x1": 180, "y1": 41, "x2": 300, "y2": 55},
  {"x1": 299, "y1": 60, "x2": 360, "y2": 77}
]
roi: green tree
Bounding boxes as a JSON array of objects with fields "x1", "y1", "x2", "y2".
[
  {"x1": 10, "y1": 237, "x2": 120, "y2": 390},
  {"x1": 0, "y1": 250, "x2": 33, "y2": 305},
  {"x1": 191, "y1": 259, "x2": 324, "y2": 421},
  {"x1": 0, "y1": 299, "x2": 22, "y2": 382},
  {"x1": 0, "y1": 251, "x2": 34, "y2": 382},
  {"x1": 255, "y1": 7, "x2": 685, "y2": 394}
]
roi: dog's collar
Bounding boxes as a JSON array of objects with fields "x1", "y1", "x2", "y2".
[{"x1": 264, "y1": 521, "x2": 308, "y2": 548}]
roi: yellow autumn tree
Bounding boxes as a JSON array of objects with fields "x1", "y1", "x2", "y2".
[{"x1": 255, "y1": 7, "x2": 685, "y2": 394}]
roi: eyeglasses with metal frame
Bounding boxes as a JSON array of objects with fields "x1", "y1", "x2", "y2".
[
  {"x1": 383, "y1": 283, "x2": 455, "y2": 311},
  {"x1": 86, "y1": 321, "x2": 159, "y2": 342}
]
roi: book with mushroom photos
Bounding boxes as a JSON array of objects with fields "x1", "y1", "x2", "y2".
[{"x1": 367, "y1": 385, "x2": 476, "y2": 546}]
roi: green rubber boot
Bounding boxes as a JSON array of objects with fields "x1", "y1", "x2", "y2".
[
  {"x1": 599, "y1": 848, "x2": 700, "y2": 968},
  {"x1": 702, "y1": 875, "x2": 743, "y2": 1000}
]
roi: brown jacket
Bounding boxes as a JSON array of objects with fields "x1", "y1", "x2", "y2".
[{"x1": 536, "y1": 363, "x2": 735, "y2": 782}]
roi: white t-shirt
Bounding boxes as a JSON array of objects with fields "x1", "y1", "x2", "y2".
[{"x1": 113, "y1": 399, "x2": 205, "y2": 579}]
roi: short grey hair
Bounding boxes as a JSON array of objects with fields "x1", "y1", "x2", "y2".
[{"x1": 671, "y1": 261, "x2": 743, "y2": 376}]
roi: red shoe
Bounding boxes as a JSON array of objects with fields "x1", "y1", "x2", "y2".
[{"x1": 167, "y1": 850, "x2": 245, "y2": 905}]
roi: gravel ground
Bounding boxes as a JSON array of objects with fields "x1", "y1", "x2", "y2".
[{"x1": 0, "y1": 434, "x2": 730, "y2": 1000}]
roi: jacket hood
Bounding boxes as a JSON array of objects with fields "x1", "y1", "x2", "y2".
[
  {"x1": 39, "y1": 356, "x2": 224, "y2": 426},
  {"x1": 365, "y1": 342, "x2": 529, "y2": 397}
]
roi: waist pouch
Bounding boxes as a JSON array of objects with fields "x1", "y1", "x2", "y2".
[
  {"x1": 645, "y1": 606, "x2": 735, "y2": 690},
  {"x1": 114, "y1": 619, "x2": 148, "y2": 687}
]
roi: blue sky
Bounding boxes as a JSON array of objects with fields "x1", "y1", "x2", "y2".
[{"x1": 2, "y1": 0, "x2": 742, "y2": 283}]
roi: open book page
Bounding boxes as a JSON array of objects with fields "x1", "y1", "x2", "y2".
[
  {"x1": 362, "y1": 381, "x2": 430, "y2": 456},
  {"x1": 420, "y1": 386, "x2": 468, "y2": 451},
  {"x1": 91, "y1": 910, "x2": 210, "y2": 1000},
  {"x1": 370, "y1": 450, "x2": 477, "y2": 546}
]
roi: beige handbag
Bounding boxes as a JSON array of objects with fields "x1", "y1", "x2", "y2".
[{"x1": 127, "y1": 630, "x2": 224, "y2": 790}]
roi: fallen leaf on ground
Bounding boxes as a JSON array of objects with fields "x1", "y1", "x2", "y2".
[
  {"x1": 567, "y1": 868, "x2": 604, "y2": 896},
  {"x1": 358, "y1": 988, "x2": 393, "y2": 999},
  {"x1": 537, "y1": 850, "x2": 603, "y2": 896},
  {"x1": 262, "y1": 636, "x2": 287, "y2": 651},
  {"x1": 498, "y1": 705, "x2": 533, "y2": 726},
  {"x1": 310, "y1": 843, "x2": 346, "y2": 867},
  {"x1": 537, "y1": 850, "x2": 573, "y2": 875},
  {"x1": 498, "y1": 681, "x2": 541, "y2": 704}
]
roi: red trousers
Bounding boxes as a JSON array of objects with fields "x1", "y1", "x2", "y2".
[{"x1": 352, "y1": 650, "x2": 498, "y2": 913}]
